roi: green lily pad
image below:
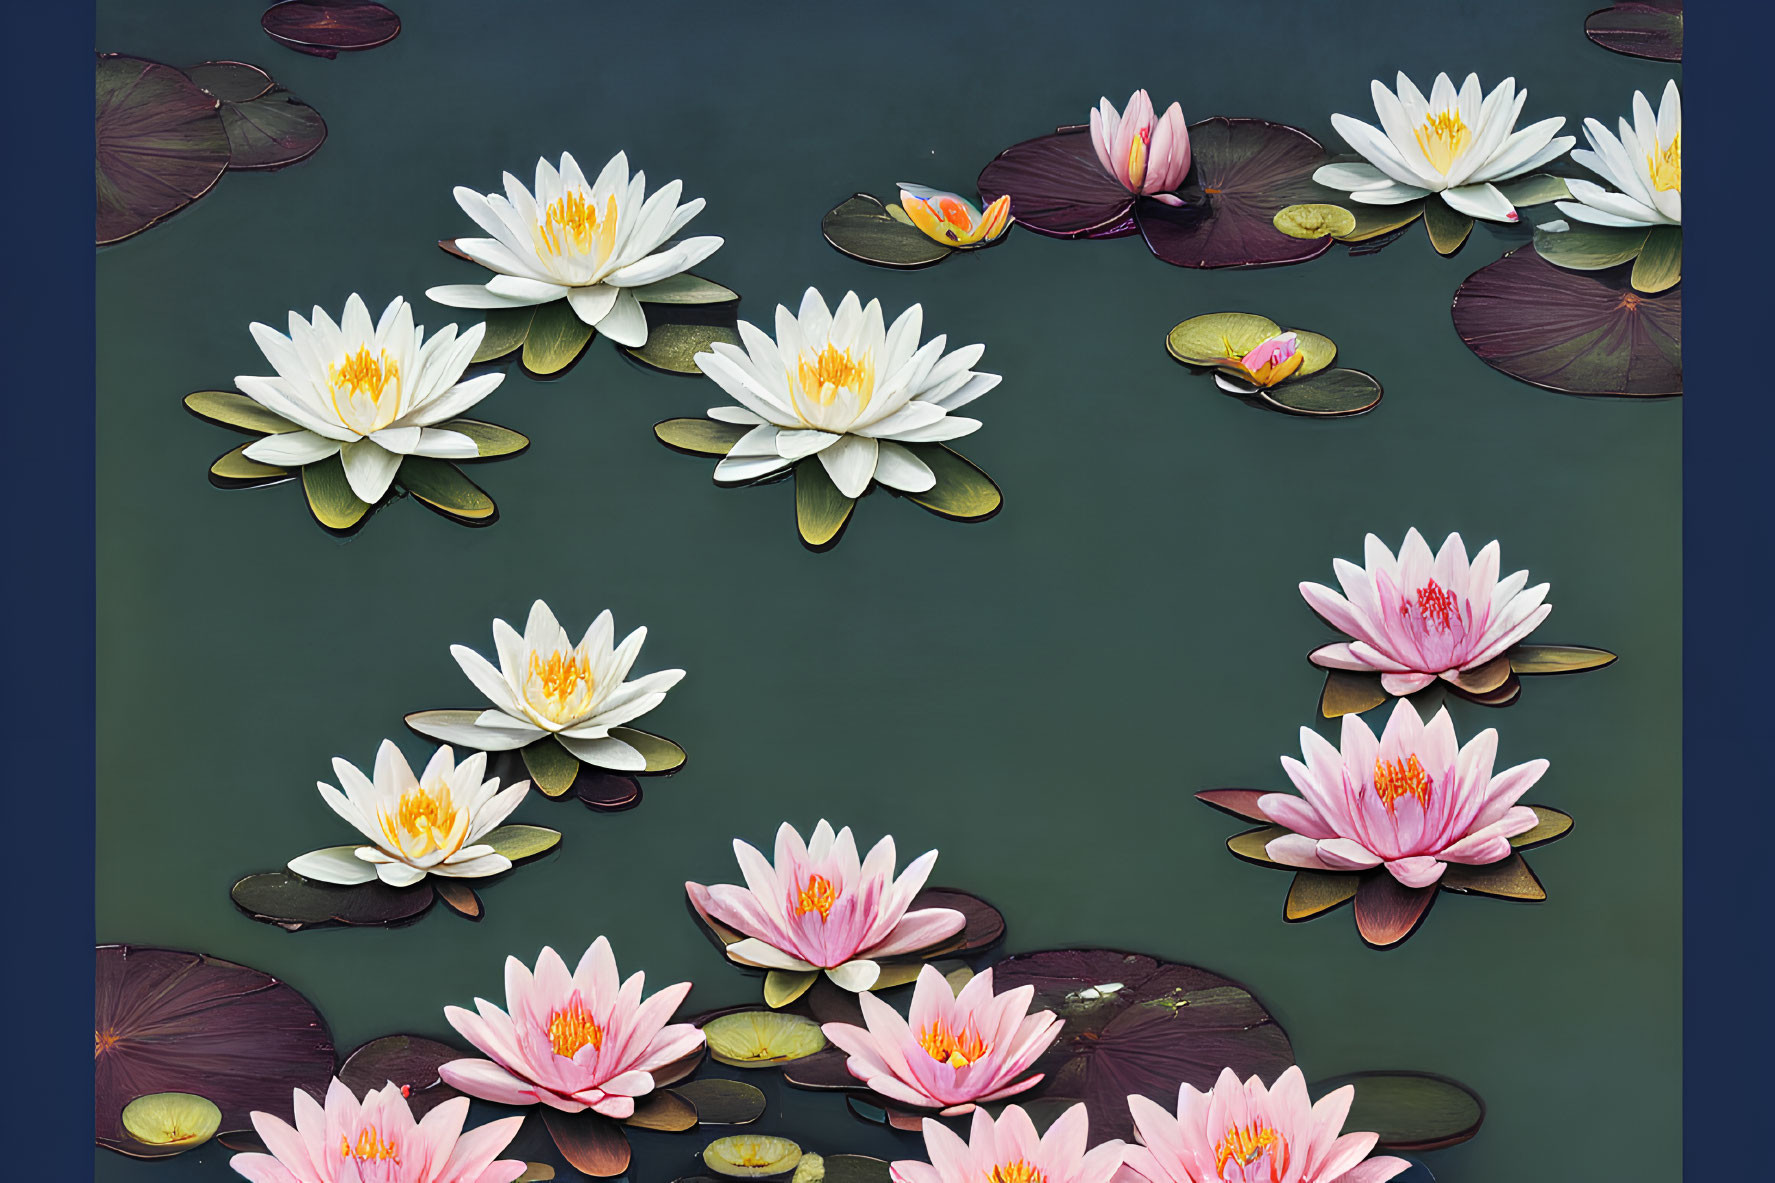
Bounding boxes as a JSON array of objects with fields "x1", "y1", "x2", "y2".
[
  {"x1": 1289, "y1": 331, "x2": 1338, "y2": 375},
  {"x1": 822, "y1": 193, "x2": 953, "y2": 269},
  {"x1": 1227, "y1": 826, "x2": 1293, "y2": 869},
  {"x1": 1166, "y1": 312, "x2": 1282, "y2": 365},
  {"x1": 1448, "y1": 653, "x2": 1513, "y2": 696},
  {"x1": 231, "y1": 871, "x2": 435, "y2": 930},
  {"x1": 1441, "y1": 853, "x2": 1546, "y2": 900},
  {"x1": 121, "y1": 1093, "x2": 221, "y2": 1152},
  {"x1": 1532, "y1": 224, "x2": 1651, "y2": 271},
  {"x1": 903, "y1": 444, "x2": 1002, "y2": 521},
  {"x1": 473, "y1": 306, "x2": 535, "y2": 363},
  {"x1": 210, "y1": 443, "x2": 290, "y2": 484},
  {"x1": 1422, "y1": 198, "x2": 1474, "y2": 256},
  {"x1": 522, "y1": 301, "x2": 595, "y2": 376},
  {"x1": 1509, "y1": 645, "x2": 1618, "y2": 674},
  {"x1": 704, "y1": 1135, "x2": 803, "y2": 1178},
  {"x1": 703, "y1": 1009, "x2": 827, "y2": 1067},
  {"x1": 670, "y1": 1079, "x2": 768, "y2": 1126},
  {"x1": 1311, "y1": 1072, "x2": 1485, "y2": 1152},
  {"x1": 1336, "y1": 200, "x2": 1425, "y2": 243},
  {"x1": 185, "y1": 390, "x2": 297, "y2": 434},
  {"x1": 625, "y1": 1090, "x2": 699, "y2": 1132},
  {"x1": 1261, "y1": 369, "x2": 1382, "y2": 417},
  {"x1": 399, "y1": 458, "x2": 495, "y2": 523},
  {"x1": 764, "y1": 969, "x2": 820, "y2": 1009},
  {"x1": 635, "y1": 273, "x2": 739, "y2": 304},
  {"x1": 1272, "y1": 203, "x2": 1357, "y2": 240},
  {"x1": 656, "y1": 418, "x2": 750, "y2": 456},
  {"x1": 1512, "y1": 806, "x2": 1574, "y2": 849},
  {"x1": 442, "y1": 419, "x2": 529, "y2": 458},
  {"x1": 1320, "y1": 669, "x2": 1388, "y2": 717},
  {"x1": 625, "y1": 321, "x2": 742, "y2": 376},
  {"x1": 795, "y1": 460, "x2": 853, "y2": 549},
  {"x1": 817, "y1": 1157, "x2": 891, "y2": 1183},
  {"x1": 301, "y1": 454, "x2": 370, "y2": 531},
  {"x1": 1493, "y1": 173, "x2": 1572, "y2": 207},
  {"x1": 522, "y1": 738, "x2": 581, "y2": 798},
  {"x1": 516, "y1": 1165, "x2": 555, "y2": 1182},
  {"x1": 481, "y1": 824, "x2": 562, "y2": 861},
  {"x1": 1285, "y1": 871, "x2": 1359, "y2": 921},
  {"x1": 1632, "y1": 225, "x2": 1682, "y2": 293},
  {"x1": 610, "y1": 727, "x2": 686, "y2": 774}
]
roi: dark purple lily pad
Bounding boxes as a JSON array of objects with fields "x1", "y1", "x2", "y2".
[
  {"x1": 95, "y1": 946, "x2": 335, "y2": 1156},
  {"x1": 543, "y1": 1108, "x2": 631, "y2": 1177},
  {"x1": 989, "y1": 948, "x2": 1295, "y2": 1143},
  {"x1": 976, "y1": 128, "x2": 1137, "y2": 239},
  {"x1": 1452, "y1": 246, "x2": 1681, "y2": 397},
  {"x1": 96, "y1": 54, "x2": 230, "y2": 245},
  {"x1": 262, "y1": 1, "x2": 402, "y2": 58},
  {"x1": 1586, "y1": 1, "x2": 1683, "y2": 61},
  {"x1": 1139, "y1": 118, "x2": 1335, "y2": 269},
  {"x1": 187, "y1": 61, "x2": 327, "y2": 170},
  {"x1": 231, "y1": 870, "x2": 436, "y2": 929},
  {"x1": 337, "y1": 1035, "x2": 465, "y2": 1115},
  {"x1": 908, "y1": 887, "x2": 1005, "y2": 953}
]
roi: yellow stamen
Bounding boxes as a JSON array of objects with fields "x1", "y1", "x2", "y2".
[
  {"x1": 989, "y1": 1162, "x2": 1047, "y2": 1183},
  {"x1": 789, "y1": 344, "x2": 875, "y2": 425},
  {"x1": 1214, "y1": 1123, "x2": 1286, "y2": 1178},
  {"x1": 547, "y1": 998, "x2": 605, "y2": 1058},
  {"x1": 1647, "y1": 133, "x2": 1681, "y2": 192},
  {"x1": 916, "y1": 1019, "x2": 989, "y2": 1068},
  {"x1": 1415, "y1": 109, "x2": 1470, "y2": 175},
  {"x1": 326, "y1": 346, "x2": 401, "y2": 434},
  {"x1": 794, "y1": 874, "x2": 839, "y2": 920},
  {"x1": 379, "y1": 780, "x2": 460, "y2": 860},
  {"x1": 1127, "y1": 127, "x2": 1150, "y2": 188},
  {"x1": 534, "y1": 189, "x2": 620, "y2": 265},
  {"x1": 341, "y1": 1125, "x2": 400, "y2": 1164},
  {"x1": 527, "y1": 648, "x2": 594, "y2": 722},
  {"x1": 1373, "y1": 753, "x2": 1435, "y2": 811}
]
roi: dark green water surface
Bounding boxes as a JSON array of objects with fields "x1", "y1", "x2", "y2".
[{"x1": 96, "y1": 2, "x2": 1681, "y2": 1179}]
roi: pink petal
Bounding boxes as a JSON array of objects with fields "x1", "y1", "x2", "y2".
[
  {"x1": 439, "y1": 1058, "x2": 560, "y2": 1108},
  {"x1": 1256, "y1": 792, "x2": 1337, "y2": 839},
  {"x1": 1384, "y1": 856, "x2": 1446, "y2": 888},
  {"x1": 1264, "y1": 832, "x2": 1333, "y2": 870},
  {"x1": 1381, "y1": 670, "x2": 1437, "y2": 695},
  {"x1": 1316, "y1": 838, "x2": 1384, "y2": 870},
  {"x1": 228, "y1": 1152, "x2": 302, "y2": 1183},
  {"x1": 863, "y1": 906, "x2": 966, "y2": 958}
]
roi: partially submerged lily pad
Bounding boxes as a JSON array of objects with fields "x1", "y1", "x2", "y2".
[
  {"x1": 261, "y1": 1, "x2": 402, "y2": 58},
  {"x1": 231, "y1": 870, "x2": 436, "y2": 930},
  {"x1": 186, "y1": 60, "x2": 326, "y2": 170},
  {"x1": 671, "y1": 1079, "x2": 769, "y2": 1125},
  {"x1": 1533, "y1": 223, "x2": 1681, "y2": 294},
  {"x1": 704, "y1": 1134, "x2": 804, "y2": 1178},
  {"x1": 1311, "y1": 1072, "x2": 1485, "y2": 1152},
  {"x1": 823, "y1": 194, "x2": 956, "y2": 268},
  {"x1": 337, "y1": 1035, "x2": 463, "y2": 1115},
  {"x1": 96, "y1": 946, "x2": 335, "y2": 1157},
  {"x1": 1585, "y1": 0, "x2": 1683, "y2": 61},
  {"x1": 120, "y1": 1093, "x2": 221, "y2": 1152},
  {"x1": 1451, "y1": 246, "x2": 1681, "y2": 396},
  {"x1": 704, "y1": 1010, "x2": 828, "y2": 1067},
  {"x1": 96, "y1": 54, "x2": 230, "y2": 244},
  {"x1": 988, "y1": 948, "x2": 1295, "y2": 1142}
]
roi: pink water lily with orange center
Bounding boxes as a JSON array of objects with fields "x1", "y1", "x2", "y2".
[
  {"x1": 229, "y1": 1079, "x2": 526, "y2": 1183},
  {"x1": 1261, "y1": 700, "x2": 1548, "y2": 889},
  {"x1": 1231, "y1": 333, "x2": 1304, "y2": 388},
  {"x1": 822, "y1": 964, "x2": 1062, "y2": 1115},
  {"x1": 439, "y1": 938, "x2": 704, "y2": 1119},
  {"x1": 1302, "y1": 529, "x2": 1551, "y2": 697},
  {"x1": 1122, "y1": 1066, "x2": 1410, "y2": 1183},
  {"x1": 898, "y1": 184, "x2": 1012, "y2": 247},
  {"x1": 686, "y1": 820, "x2": 967, "y2": 992},
  {"x1": 1090, "y1": 90, "x2": 1191, "y2": 203},
  {"x1": 891, "y1": 1103, "x2": 1126, "y2": 1183}
]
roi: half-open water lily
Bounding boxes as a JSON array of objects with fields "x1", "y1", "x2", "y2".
[
  {"x1": 288, "y1": 741, "x2": 529, "y2": 888},
  {"x1": 898, "y1": 184, "x2": 1011, "y2": 247},
  {"x1": 891, "y1": 1103, "x2": 1126, "y2": 1183},
  {"x1": 1090, "y1": 90, "x2": 1190, "y2": 203},
  {"x1": 440, "y1": 938, "x2": 704, "y2": 1119},
  {"x1": 427, "y1": 151, "x2": 723, "y2": 347},
  {"x1": 1313, "y1": 72, "x2": 1574, "y2": 222},
  {"x1": 236, "y1": 294, "x2": 502, "y2": 503},
  {"x1": 1555, "y1": 80, "x2": 1681, "y2": 228},
  {"x1": 693, "y1": 288, "x2": 998, "y2": 497}
]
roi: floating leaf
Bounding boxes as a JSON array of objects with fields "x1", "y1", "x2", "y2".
[
  {"x1": 765, "y1": 969, "x2": 820, "y2": 1009},
  {"x1": 1631, "y1": 225, "x2": 1682, "y2": 293},
  {"x1": 1194, "y1": 789, "x2": 1271, "y2": 823},
  {"x1": 1165, "y1": 313, "x2": 1283, "y2": 365},
  {"x1": 434, "y1": 880, "x2": 483, "y2": 919},
  {"x1": 1509, "y1": 645, "x2": 1618, "y2": 675},
  {"x1": 96, "y1": 947, "x2": 335, "y2": 1156},
  {"x1": 903, "y1": 444, "x2": 1001, "y2": 521},
  {"x1": 400, "y1": 458, "x2": 495, "y2": 522},
  {"x1": 576, "y1": 771, "x2": 642, "y2": 810},
  {"x1": 211, "y1": 443, "x2": 290, "y2": 484},
  {"x1": 1441, "y1": 854, "x2": 1546, "y2": 901},
  {"x1": 261, "y1": 1, "x2": 402, "y2": 58},
  {"x1": 301, "y1": 454, "x2": 371, "y2": 530},
  {"x1": 779, "y1": 1047, "x2": 858, "y2": 1090},
  {"x1": 1311, "y1": 1071, "x2": 1485, "y2": 1152},
  {"x1": 1512, "y1": 806, "x2": 1574, "y2": 849},
  {"x1": 230, "y1": 871, "x2": 435, "y2": 929},
  {"x1": 473, "y1": 306, "x2": 535, "y2": 363},
  {"x1": 1493, "y1": 173, "x2": 1571, "y2": 207},
  {"x1": 1451, "y1": 246, "x2": 1681, "y2": 397},
  {"x1": 822, "y1": 194, "x2": 954, "y2": 268},
  {"x1": 1320, "y1": 669, "x2": 1388, "y2": 718},
  {"x1": 182, "y1": 61, "x2": 275, "y2": 102},
  {"x1": 815, "y1": 1156, "x2": 892, "y2": 1183},
  {"x1": 637, "y1": 273, "x2": 740, "y2": 304},
  {"x1": 1447, "y1": 653, "x2": 1512, "y2": 696},
  {"x1": 522, "y1": 301, "x2": 596, "y2": 376},
  {"x1": 1421, "y1": 198, "x2": 1473, "y2": 256},
  {"x1": 625, "y1": 1090, "x2": 699, "y2": 1132},
  {"x1": 611, "y1": 727, "x2": 686, "y2": 774},
  {"x1": 627, "y1": 321, "x2": 741, "y2": 375},
  {"x1": 522, "y1": 738, "x2": 581, "y2": 798},
  {"x1": 482, "y1": 824, "x2": 562, "y2": 861},
  {"x1": 911, "y1": 887, "x2": 1006, "y2": 953},
  {"x1": 1259, "y1": 369, "x2": 1382, "y2": 417},
  {"x1": 656, "y1": 418, "x2": 750, "y2": 457},
  {"x1": 187, "y1": 61, "x2": 326, "y2": 170},
  {"x1": 977, "y1": 129, "x2": 1137, "y2": 239},
  {"x1": 1227, "y1": 826, "x2": 1293, "y2": 869},
  {"x1": 1285, "y1": 871, "x2": 1360, "y2": 921},
  {"x1": 989, "y1": 948, "x2": 1295, "y2": 1142},
  {"x1": 543, "y1": 1109, "x2": 630, "y2": 1178},
  {"x1": 1585, "y1": 0, "x2": 1683, "y2": 61},
  {"x1": 1353, "y1": 874, "x2": 1437, "y2": 949},
  {"x1": 516, "y1": 1166, "x2": 556, "y2": 1183},
  {"x1": 337, "y1": 1035, "x2": 463, "y2": 1116},
  {"x1": 704, "y1": 1010, "x2": 827, "y2": 1067},
  {"x1": 704, "y1": 1134, "x2": 803, "y2": 1178},
  {"x1": 185, "y1": 390, "x2": 297, "y2": 434},
  {"x1": 120, "y1": 1093, "x2": 221, "y2": 1153},
  {"x1": 671, "y1": 1079, "x2": 768, "y2": 1125},
  {"x1": 1532, "y1": 224, "x2": 1650, "y2": 271},
  {"x1": 795, "y1": 460, "x2": 854, "y2": 549},
  {"x1": 96, "y1": 54, "x2": 230, "y2": 245},
  {"x1": 442, "y1": 419, "x2": 529, "y2": 458},
  {"x1": 1272, "y1": 203, "x2": 1356, "y2": 240},
  {"x1": 1336, "y1": 200, "x2": 1425, "y2": 244}
]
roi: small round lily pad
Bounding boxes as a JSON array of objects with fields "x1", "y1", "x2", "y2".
[
  {"x1": 121, "y1": 1093, "x2": 221, "y2": 1151},
  {"x1": 823, "y1": 193, "x2": 955, "y2": 269},
  {"x1": 261, "y1": 1, "x2": 402, "y2": 58},
  {"x1": 670, "y1": 1079, "x2": 768, "y2": 1126},
  {"x1": 1273, "y1": 203, "x2": 1357, "y2": 239},
  {"x1": 704, "y1": 1135, "x2": 803, "y2": 1178},
  {"x1": 704, "y1": 1010, "x2": 827, "y2": 1067}
]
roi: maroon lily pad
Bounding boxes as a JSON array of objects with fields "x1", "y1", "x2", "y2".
[
  {"x1": 262, "y1": 1, "x2": 403, "y2": 58},
  {"x1": 1194, "y1": 789, "x2": 1271, "y2": 823},
  {"x1": 1138, "y1": 118, "x2": 1335, "y2": 269},
  {"x1": 231, "y1": 870, "x2": 437, "y2": 929},
  {"x1": 1586, "y1": 1, "x2": 1683, "y2": 61},
  {"x1": 577, "y1": 770, "x2": 643, "y2": 811},
  {"x1": 910, "y1": 887, "x2": 1005, "y2": 953},
  {"x1": 542, "y1": 1108, "x2": 631, "y2": 1177},
  {"x1": 337, "y1": 1035, "x2": 465, "y2": 1116},
  {"x1": 95, "y1": 54, "x2": 230, "y2": 245},
  {"x1": 1451, "y1": 246, "x2": 1681, "y2": 397},
  {"x1": 781, "y1": 1046, "x2": 861, "y2": 1090},
  {"x1": 976, "y1": 127, "x2": 1137, "y2": 239},
  {"x1": 1352, "y1": 875, "x2": 1438, "y2": 949},
  {"x1": 95, "y1": 946, "x2": 335, "y2": 1156},
  {"x1": 989, "y1": 948, "x2": 1295, "y2": 1143},
  {"x1": 186, "y1": 61, "x2": 327, "y2": 171}
]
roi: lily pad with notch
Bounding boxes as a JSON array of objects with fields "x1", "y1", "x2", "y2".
[
  {"x1": 1166, "y1": 312, "x2": 1380, "y2": 418},
  {"x1": 96, "y1": 54, "x2": 231, "y2": 244},
  {"x1": 185, "y1": 60, "x2": 326, "y2": 170},
  {"x1": 337, "y1": 1035, "x2": 464, "y2": 1115}
]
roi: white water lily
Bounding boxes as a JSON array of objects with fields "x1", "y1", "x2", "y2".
[
  {"x1": 409, "y1": 599, "x2": 685, "y2": 772},
  {"x1": 1314, "y1": 72, "x2": 1575, "y2": 223},
  {"x1": 235, "y1": 294, "x2": 502, "y2": 503},
  {"x1": 426, "y1": 150, "x2": 723, "y2": 347},
  {"x1": 1554, "y1": 81, "x2": 1681, "y2": 228},
  {"x1": 288, "y1": 742, "x2": 529, "y2": 888},
  {"x1": 694, "y1": 288, "x2": 998, "y2": 498}
]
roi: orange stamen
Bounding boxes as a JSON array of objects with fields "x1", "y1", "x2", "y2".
[
  {"x1": 1373, "y1": 753, "x2": 1435, "y2": 811},
  {"x1": 547, "y1": 998, "x2": 605, "y2": 1058},
  {"x1": 794, "y1": 874, "x2": 839, "y2": 920},
  {"x1": 341, "y1": 1125, "x2": 400, "y2": 1164},
  {"x1": 989, "y1": 1162, "x2": 1047, "y2": 1183},
  {"x1": 1214, "y1": 1122, "x2": 1287, "y2": 1180},
  {"x1": 916, "y1": 1019, "x2": 990, "y2": 1068}
]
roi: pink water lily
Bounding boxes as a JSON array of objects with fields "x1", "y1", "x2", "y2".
[
  {"x1": 230, "y1": 1079, "x2": 526, "y2": 1183},
  {"x1": 822, "y1": 964, "x2": 1062, "y2": 1115},
  {"x1": 1260, "y1": 700, "x2": 1548, "y2": 889},
  {"x1": 685, "y1": 820, "x2": 966, "y2": 991},
  {"x1": 1301, "y1": 529, "x2": 1551, "y2": 696},
  {"x1": 1090, "y1": 90, "x2": 1191, "y2": 203},
  {"x1": 891, "y1": 1103, "x2": 1126, "y2": 1183},
  {"x1": 439, "y1": 938, "x2": 704, "y2": 1119},
  {"x1": 1235, "y1": 334, "x2": 1303, "y2": 388},
  {"x1": 1122, "y1": 1066, "x2": 1410, "y2": 1183}
]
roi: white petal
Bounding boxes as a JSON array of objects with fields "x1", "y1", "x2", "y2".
[
  {"x1": 242, "y1": 431, "x2": 341, "y2": 466},
  {"x1": 872, "y1": 441, "x2": 935, "y2": 492},
  {"x1": 817, "y1": 434, "x2": 879, "y2": 498},
  {"x1": 339, "y1": 439, "x2": 402, "y2": 502},
  {"x1": 593, "y1": 288, "x2": 648, "y2": 346},
  {"x1": 288, "y1": 847, "x2": 381, "y2": 885}
]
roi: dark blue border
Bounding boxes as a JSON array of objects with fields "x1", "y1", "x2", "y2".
[
  {"x1": 10, "y1": 0, "x2": 94, "y2": 1173},
  {"x1": 1685, "y1": 2, "x2": 1770, "y2": 1176}
]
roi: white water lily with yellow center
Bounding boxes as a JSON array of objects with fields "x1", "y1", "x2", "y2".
[
  {"x1": 427, "y1": 150, "x2": 723, "y2": 346},
  {"x1": 410, "y1": 599, "x2": 685, "y2": 772},
  {"x1": 1555, "y1": 80, "x2": 1681, "y2": 228},
  {"x1": 694, "y1": 288, "x2": 999, "y2": 498},
  {"x1": 288, "y1": 741, "x2": 529, "y2": 888},
  {"x1": 235, "y1": 294, "x2": 503, "y2": 503},
  {"x1": 1314, "y1": 72, "x2": 1575, "y2": 223}
]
